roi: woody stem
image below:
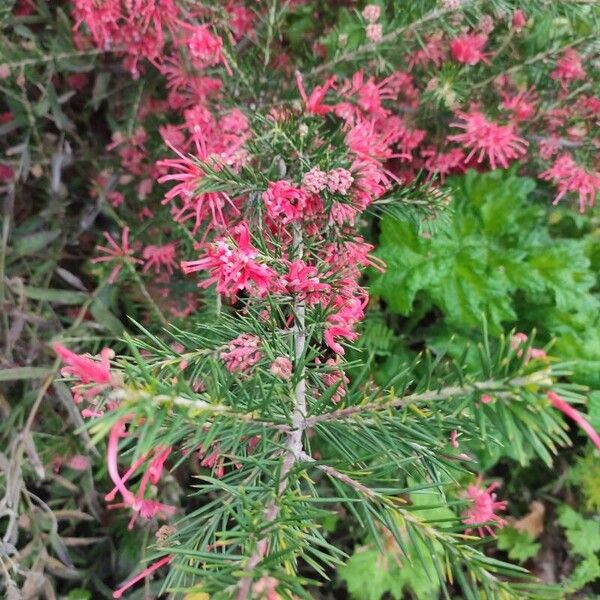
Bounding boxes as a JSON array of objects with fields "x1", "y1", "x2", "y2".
[{"x1": 236, "y1": 223, "x2": 307, "y2": 599}]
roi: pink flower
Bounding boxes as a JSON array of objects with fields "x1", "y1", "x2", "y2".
[
  {"x1": 511, "y1": 9, "x2": 526, "y2": 32},
  {"x1": 510, "y1": 332, "x2": 547, "y2": 361},
  {"x1": 302, "y1": 167, "x2": 328, "y2": 194},
  {"x1": 270, "y1": 357, "x2": 293, "y2": 380},
  {"x1": 142, "y1": 243, "x2": 178, "y2": 274},
  {"x1": 53, "y1": 343, "x2": 113, "y2": 385},
  {"x1": 547, "y1": 392, "x2": 600, "y2": 452},
  {"x1": 263, "y1": 180, "x2": 309, "y2": 224},
  {"x1": 324, "y1": 293, "x2": 367, "y2": 355},
  {"x1": 450, "y1": 34, "x2": 490, "y2": 66},
  {"x1": 113, "y1": 555, "x2": 172, "y2": 599},
  {"x1": 188, "y1": 26, "x2": 228, "y2": 71},
  {"x1": 409, "y1": 34, "x2": 446, "y2": 70},
  {"x1": 500, "y1": 88, "x2": 537, "y2": 122},
  {"x1": 362, "y1": 5, "x2": 381, "y2": 23},
  {"x1": 421, "y1": 147, "x2": 466, "y2": 182},
  {"x1": 478, "y1": 15, "x2": 494, "y2": 35},
  {"x1": 220, "y1": 334, "x2": 261, "y2": 373},
  {"x1": 551, "y1": 49, "x2": 586, "y2": 88},
  {"x1": 448, "y1": 110, "x2": 528, "y2": 169},
  {"x1": 91, "y1": 227, "x2": 142, "y2": 283},
  {"x1": 181, "y1": 222, "x2": 276, "y2": 298},
  {"x1": 0, "y1": 163, "x2": 14, "y2": 181},
  {"x1": 66, "y1": 454, "x2": 91, "y2": 471},
  {"x1": 227, "y1": 4, "x2": 255, "y2": 39},
  {"x1": 158, "y1": 138, "x2": 239, "y2": 234},
  {"x1": 450, "y1": 430, "x2": 459, "y2": 448},
  {"x1": 106, "y1": 419, "x2": 175, "y2": 530},
  {"x1": 295, "y1": 71, "x2": 336, "y2": 115},
  {"x1": 326, "y1": 168, "x2": 354, "y2": 195},
  {"x1": 317, "y1": 358, "x2": 349, "y2": 404},
  {"x1": 220, "y1": 108, "x2": 249, "y2": 135},
  {"x1": 366, "y1": 23, "x2": 382, "y2": 43},
  {"x1": 279, "y1": 260, "x2": 330, "y2": 304},
  {"x1": 462, "y1": 478, "x2": 507, "y2": 537},
  {"x1": 480, "y1": 394, "x2": 493, "y2": 405},
  {"x1": 539, "y1": 153, "x2": 600, "y2": 212},
  {"x1": 538, "y1": 137, "x2": 560, "y2": 160}
]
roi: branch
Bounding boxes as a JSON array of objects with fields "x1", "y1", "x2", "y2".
[
  {"x1": 236, "y1": 223, "x2": 308, "y2": 600},
  {"x1": 297, "y1": 451, "x2": 379, "y2": 501},
  {"x1": 305, "y1": 375, "x2": 537, "y2": 427},
  {"x1": 308, "y1": 5, "x2": 465, "y2": 77}
]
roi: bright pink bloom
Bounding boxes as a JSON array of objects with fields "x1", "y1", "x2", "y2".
[
  {"x1": 143, "y1": 243, "x2": 178, "y2": 274},
  {"x1": 188, "y1": 26, "x2": 227, "y2": 70},
  {"x1": 327, "y1": 168, "x2": 354, "y2": 195},
  {"x1": 107, "y1": 191, "x2": 124, "y2": 207},
  {"x1": 480, "y1": 394, "x2": 493, "y2": 405},
  {"x1": 91, "y1": 227, "x2": 142, "y2": 284},
  {"x1": 539, "y1": 153, "x2": 600, "y2": 212},
  {"x1": 317, "y1": 358, "x2": 349, "y2": 404},
  {"x1": 220, "y1": 334, "x2": 261, "y2": 373},
  {"x1": 347, "y1": 121, "x2": 398, "y2": 166},
  {"x1": 510, "y1": 332, "x2": 547, "y2": 361},
  {"x1": 295, "y1": 71, "x2": 336, "y2": 115},
  {"x1": 450, "y1": 34, "x2": 490, "y2": 66},
  {"x1": 362, "y1": 4, "x2": 381, "y2": 23},
  {"x1": 408, "y1": 34, "x2": 445, "y2": 70},
  {"x1": 181, "y1": 222, "x2": 276, "y2": 298},
  {"x1": 500, "y1": 88, "x2": 537, "y2": 122},
  {"x1": 511, "y1": 9, "x2": 526, "y2": 32},
  {"x1": 0, "y1": 163, "x2": 14, "y2": 181},
  {"x1": 421, "y1": 147, "x2": 466, "y2": 182},
  {"x1": 324, "y1": 293, "x2": 367, "y2": 355},
  {"x1": 462, "y1": 478, "x2": 507, "y2": 537},
  {"x1": 158, "y1": 143, "x2": 236, "y2": 234},
  {"x1": 450, "y1": 430, "x2": 460, "y2": 448},
  {"x1": 106, "y1": 419, "x2": 175, "y2": 530},
  {"x1": 478, "y1": 15, "x2": 494, "y2": 35},
  {"x1": 263, "y1": 180, "x2": 309, "y2": 224},
  {"x1": 227, "y1": 4, "x2": 255, "y2": 39},
  {"x1": 53, "y1": 343, "x2": 112, "y2": 385},
  {"x1": 547, "y1": 392, "x2": 600, "y2": 451},
  {"x1": 66, "y1": 454, "x2": 91, "y2": 470},
  {"x1": 270, "y1": 357, "x2": 293, "y2": 380},
  {"x1": 448, "y1": 110, "x2": 528, "y2": 169},
  {"x1": 366, "y1": 23, "x2": 383, "y2": 43},
  {"x1": 279, "y1": 260, "x2": 330, "y2": 304},
  {"x1": 551, "y1": 49, "x2": 586, "y2": 88},
  {"x1": 302, "y1": 167, "x2": 328, "y2": 194},
  {"x1": 113, "y1": 555, "x2": 172, "y2": 599}
]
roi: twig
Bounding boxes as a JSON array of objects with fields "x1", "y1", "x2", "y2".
[
  {"x1": 297, "y1": 451, "x2": 379, "y2": 501},
  {"x1": 236, "y1": 223, "x2": 308, "y2": 600},
  {"x1": 4, "y1": 48, "x2": 119, "y2": 70},
  {"x1": 305, "y1": 376, "x2": 532, "y2": 427},
  {"x1": 308, "y1": 5, "x2": 463, "y2": 77},
  {"x1": 473, "y1": 35, "x2": 594, "y2": 90}
]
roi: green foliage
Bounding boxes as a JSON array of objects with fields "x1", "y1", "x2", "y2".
[
  {"x1": 339, "y1": 486, "x2": 455, "y2": 600},
  {"x1": 496, "y1": 527, "x2": 541, "y2": 564},
  {"x1": 557, "y1": 505, "x2": 600, "y2": 591},
  {"x1": 558, "y1": 506, "x2": 600, "y2": 558},
  {"x1": 570, "y1": 447, "x2": 600, "y2": 512},
  {"x1": 371, "y1": 169, "x2": 597, "y2": 336}
]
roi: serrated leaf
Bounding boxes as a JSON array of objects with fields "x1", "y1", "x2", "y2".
[{"x1": 496, "y1": 527, "x2": 540, "y2": 563}]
